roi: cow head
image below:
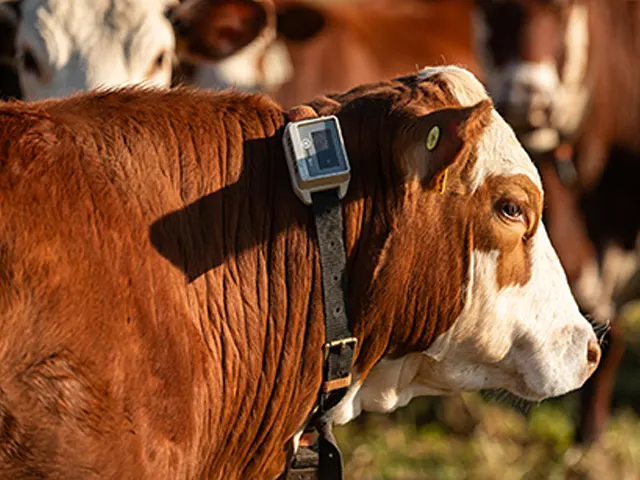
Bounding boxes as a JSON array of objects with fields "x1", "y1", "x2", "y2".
[
  {"x1": 474, "y1": 0, "x2": 591, "y2": 154},
  {"x1": 0, "y1": 0, "x2": 274, "y2": 100},
  {"x1": 186, "y1": 0, "x2": 327, "y2": 95},
  {"x1": 303, "y1": 66, "x2": 600, "y2": 423}
]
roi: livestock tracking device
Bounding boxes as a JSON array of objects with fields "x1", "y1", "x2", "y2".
[{"x1": 283, "y1": 116, "x2": 351, "y2": 205}]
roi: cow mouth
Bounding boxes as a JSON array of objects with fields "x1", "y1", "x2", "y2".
[
  {"x1": 516, "y1": 126, "x2": 561, "y2": 155},
  {"x1": 494, "y1": 102, "x2": 561, "y2": 154},
  {"x1": 506, "y1": 384, "x2": 550, "y2": 402}
]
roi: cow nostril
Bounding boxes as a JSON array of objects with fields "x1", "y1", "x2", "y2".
[
  {"x1": 587, "y1": 338, "x2": 601, "y2": 369},
  {"x1": 526, "y1": 96, "x2": 553, "y2": 127},
  {"x1": 528, "y1": 108, "x2": 548, "y2": 128}
]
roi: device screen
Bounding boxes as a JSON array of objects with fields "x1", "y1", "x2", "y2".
[
  {"x1": 296, "y1": 120, "x2": 347, "y2": 179},
  {"x1": 312, "y1": 130, "x2": 340, "y2": 170}
]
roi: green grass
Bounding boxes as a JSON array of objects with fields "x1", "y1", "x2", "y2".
[
  {"x1": 333, "y1": 305, "x2": 640, "y2": 479},
  {"x1": 335, "y1": 397, "x2": 640, "y2": 479}
]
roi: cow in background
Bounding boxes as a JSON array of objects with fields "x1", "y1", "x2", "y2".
[
  {"x1": 474, "y1": 0, "x2": 640, "y2": 443},
  {"x1": 0, "y1": 0, "x2": 276, "y2": 100},
  {"x1": 272, "y1": 0, "x2": 481, "y2": 108},
  {"x1": 186, "y1": 0, "x2": 480, "y2": 108}
]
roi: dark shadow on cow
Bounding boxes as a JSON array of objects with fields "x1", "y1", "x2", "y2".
[{"x1": 150, "y1": 134, "x2": 322, "y2": 282}]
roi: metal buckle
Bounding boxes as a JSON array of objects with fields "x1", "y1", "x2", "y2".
[
  {"x1": 322, "y1": 337, "x2": 358, "y2": 392},
  {"x1": 323, "y1": 337, "x2": 358, "y2": 360}
]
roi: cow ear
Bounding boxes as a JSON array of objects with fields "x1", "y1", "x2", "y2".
[
  {"x1": 401, "y1": 100, "x2": 493, "y2": 193},
  {"x1": 276, "y1": 2, "x2": 327, "y2": 42},
  {"x1": 168, "y1": 0, "x2": 272, "y2": 63}
]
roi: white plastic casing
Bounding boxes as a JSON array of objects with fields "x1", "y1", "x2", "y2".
[{"x1": 282, "y1": 115, "x2": 351, "y2": 205}]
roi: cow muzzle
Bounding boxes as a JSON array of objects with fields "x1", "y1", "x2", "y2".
[
  {"x1": 511, "y1": 321, "x2": 601, "y2": 401},
  {"x1": 495, "y1": 62, "x2": 561, "y2": 153}
]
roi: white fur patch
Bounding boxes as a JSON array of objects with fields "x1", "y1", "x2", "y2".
[
  {"x1": 423, "y1": 224, "x2": 596, "y2": 401},
  {"x1": 16, "y1": 0, "x2": 178, "y2": 99},
  {"x1": 331, "y1": 357, "x2": 446, "y2": 426},
  {"x1": 419, "y1": 65, "x2": 489, "y2": 106},
  {"x1": 553, "y1": 3, "x2": 591, "y2": 137},
  {"x1": 192, "y1": 37, "x2": 292, "y2": 92},
  {"x1": 508, "y1": 61, "x2": 559, "y2": 104},
  {"x1": 562, "y1": 4, "x2": 590, "y2": 91},
  {"x1": 418, "y1": 66, "x2": 542, "y2": 191}
]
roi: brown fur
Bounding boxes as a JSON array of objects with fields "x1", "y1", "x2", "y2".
[
  {"x1": 0, "y1": 75, "x2": 530, "y2": 478},
  {"x1": 577, "y1": 0, "x2": 640, "y2": 186},
  {"x1": 272, "y1": 0, "x2": 481, "y2": 108},
  {"x1": 171, "y1": 0, "x2": 274, "y2": 63},
  {"x1": 474, "y1": 175, "x2": 541, "y2": 288}
]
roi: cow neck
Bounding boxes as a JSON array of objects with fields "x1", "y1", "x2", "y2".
[
  {"x1": 283, "y1": 105, "x2": 357, "y2": 480},
  {"x1": 282, "y1": 100, "x2": 432, "y2": 478},
  {"x1": 335, "y1": 117, "x2": 470, "y2": 380},
  {"x1": 300, "y1": 92, "x2": 479, "y2": 380},
  {"x1": 295, "y1": 97, "x2": 451, "y2": 377},
  {"x1": 317, "y1": 115, "x2": 409, "y2": 378},
  {"x1": 282, "y1": 101, "x2": 415, "y2": 479}
]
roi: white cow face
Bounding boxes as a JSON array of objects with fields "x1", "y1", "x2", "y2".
[
  {"x1": 3, "y1": 0, "x2": 274, "y2": 100},
  {"x1": 15, "y1": 0, "x2": 176, "y2": 99}
]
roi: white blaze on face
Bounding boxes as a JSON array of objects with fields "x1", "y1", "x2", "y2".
[
  {"x1": 16, "y1": 0, "x2": 177, "y2": 100},
  {"x1": 332, "y1": 66, "x2": 599, "y2": 425},
  {"x1": 424, "y1": 224, "x2": 596, "y2": 401},
  {"x1": 553, "y1": 3, "x2": 591, "y2": 138},
  {"x1": 420, "y1": 67, "x2": 598, "y2": 401}
]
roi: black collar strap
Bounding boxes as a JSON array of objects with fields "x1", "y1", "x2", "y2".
[{"x1": 280, "y1": 108, "x2": 357, "y2": 480}]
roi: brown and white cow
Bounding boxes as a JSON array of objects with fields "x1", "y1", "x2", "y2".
[
  {"x1": 188, "y1": 0, "x2": 482, "y2": 108},
  {"x1": 0, "y1": 66, "x2": 599, "y2": 478},
  {"x1": 0, "y1": 0, "x2": 276, "y2": 100},
  {"x1": 273, "y1": 0, "x2": 482, "y2": 108},
  {"x1": 474, "y1": 0, "x2": 640, "y2": 443},
  {"x1": 474, "y1": 0, "x2": 640, "y2": 183}
]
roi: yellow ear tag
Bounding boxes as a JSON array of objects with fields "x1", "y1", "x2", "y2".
[{"x1": 427, "y1": 125, "x2": 440, "y2": 151}]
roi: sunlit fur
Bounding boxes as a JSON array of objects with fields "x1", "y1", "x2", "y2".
[
  {"x1": 0, "y1": 65, "x2": 600, "y2": 477},
  {"x1": 418, "y1": 66, "x2": 541, "y2": 191}
]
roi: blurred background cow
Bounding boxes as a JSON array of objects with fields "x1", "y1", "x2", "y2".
[
  {"x1": 184, "y1": 0, "x2": 481, "y2": 107},
  {"x1": 475, "y1": 0, "x2": 640, "y2": 446},
  {"x1": 0, "y1": 0, "x2": 277, "y2": 99},
  {"x1": 1, "y1": 0, "x2": 640, "y2": 477}
]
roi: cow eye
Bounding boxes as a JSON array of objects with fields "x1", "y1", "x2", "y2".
[
  {"x1": 149, "y1": 50, "x2": 170, "y2": 75},
  {"x1": 19, "y1": 48, "x2": 41, "y2": 78},
  {"x1": 499, "y1": 201, "x2": 523, "y2": 220},
  {"x1": 155, "y1": 52, "x2": 167, "y2": 68}
]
